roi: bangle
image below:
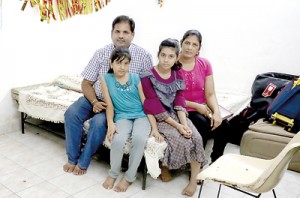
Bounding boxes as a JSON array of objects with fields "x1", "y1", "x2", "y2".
[{"x1": 91, "y1": 99, "x2": 98, "y2": 105}]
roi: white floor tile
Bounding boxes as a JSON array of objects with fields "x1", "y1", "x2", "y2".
[
  {"x1": 5, "y1": 131, "x2": 47, "y2": 147},
  {"x1": 39, "y1": 131, "x2": 65, "y2": 145},
  {"x1": 73, "y1": 184, "x2": 127, "y2": 198},
  {"x1": 0, "y1": 156, "x2": 23, "y2": 177},
  {"x1": 16, "y1": 181, "x2": 70, "y2": 198},
  {"x1": 55, "y1": 153, "x2": 70, "y2": 164},
  {"x1": 84, "y1": 159, "x2": 110, "y2": 182},
  {"x1": 1, "y1": 127, "x2": 300, "y2": 197},
  {"x1": 0, "y1": 168, "x2": 44, "y2": 193},
  {"x1": 214, "y1": 185, "x2": 252, "y2": 198},
  {"x1": 48, "y1": 173, "x2": 97, "y2": 194},
  {"x1": 32, "y1": 140, "x2": 66, "y2": 159},
  {"x1": 26, "y1": 160, "x2": 65, "y2": 180},
  {"x1": 4, "y1": 194, "x2": 20, "y2": 198},
  {"x1": 151, "y1": 171, "x2": 195, "y2": 196},
  {"x1": 272, "y1": 177, "x2": 300, "y2": 198},
  {"x1": 0, "y1": 134, "x2": 15, "y2": 146},
  {"x1": 0, "y1": 184, "x2": 14, "y2": 198},
  {"x1": 0, "y1": 140, "x2": 26, "y2": 157},
  {"x1": 92, "y1": 173, "x2": 143, "y2": 197},
  {"x1": 130, "y1": 185, "x2": 181, "y2": 198},
  {"x1": 283, "y1": 170, "x2": 300, "y2": 185},
  {"x1": 6, "y1": 147, "x2": 49, "y2": 168}
]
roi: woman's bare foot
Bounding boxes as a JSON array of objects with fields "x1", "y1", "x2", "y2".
[
  {"x1": 63, "y1": 162, "x2": 75, "y2": 173},
  {"x1": 114, "y1": 178, "x2": 131, "y2": 192},
  {"x1": 160, "y1": 166, "x2": 172, "y2": 182},
  {"x1": 73, "y1": 165, "x2": 87, "y2": 175},
  {"x1": 181, "y1": 182, "x2": 197, "y2": 197},
  {"x1": 102, "y1": 176, "x2": 116, "y2": 190}
]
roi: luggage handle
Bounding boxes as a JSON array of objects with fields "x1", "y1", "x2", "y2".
[
  {"x1": 271, "y1": 113, "x2": 294, "y2": 131},
  {"x1": 292, "y1": 77, "x2": 300, "y2": 89}
]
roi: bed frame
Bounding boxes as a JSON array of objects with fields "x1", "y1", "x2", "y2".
[
  {"x1": 11, "y1": 75, "x2": 251, "y2": 191},
  {"x1": 11, "y1": 82, "x2": 149, "y2": 190}
]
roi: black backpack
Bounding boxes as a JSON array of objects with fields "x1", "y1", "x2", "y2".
[{"x1": 228, "y1": 72, "x2": 298, "y2": 145}]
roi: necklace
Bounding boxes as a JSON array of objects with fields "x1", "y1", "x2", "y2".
[{"x1": 115, "y1": 79, "x2": 131, "y2": 91}]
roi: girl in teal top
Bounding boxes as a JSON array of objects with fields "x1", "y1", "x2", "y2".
[
  {"x1": 101, "y1": 47, "x2": 150, "y2": 192},
  {"x1": 104, "y1": 73, "x2": 146, "y2": 121}
]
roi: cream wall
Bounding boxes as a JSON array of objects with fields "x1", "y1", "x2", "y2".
[{"x1": 0, "y1": 0, "x2": 299, "y2": 133}]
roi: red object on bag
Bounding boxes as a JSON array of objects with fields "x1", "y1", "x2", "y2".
[{"x1": 262, "y1": 83, "x2": 277, "y2": 97}]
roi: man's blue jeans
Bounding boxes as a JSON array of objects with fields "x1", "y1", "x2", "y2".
[{"x1": 64, "y1": 96, "x2": 107, "y2": 169}]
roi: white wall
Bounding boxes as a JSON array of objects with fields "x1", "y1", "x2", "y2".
[{"x1": 1, "y1": 0, "x2": 299, "y2": 133}]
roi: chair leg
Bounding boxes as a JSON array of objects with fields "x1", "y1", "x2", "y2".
[
  {"x1": 272, "y1": 189, "x2": 277, "y2": 198},
  {"x1": 224, "y1": 185, "x2": 268, "y2": 198},
  {"x1": 142, "y1": 157, "x2": 147, "y2": 190},
  {"x1": 21, "y1": 112, "x2": 26, "y2": 134},
  {"x1": 197, "y1": 180, "x2": 204, "y2": 198},
  {"x1": 217, "y1": 184, "x2": 222, "y2": 198}
]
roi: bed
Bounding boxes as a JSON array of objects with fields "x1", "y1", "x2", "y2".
[{"x1": 11, "y1": 74, "x2": 251, "y2": 189}]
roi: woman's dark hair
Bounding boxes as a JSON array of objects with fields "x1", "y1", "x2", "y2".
[
  {"x1": 180, "y1": 29, "x2": 202, "y2": 46},
  {"x1": 112, "y1": 15, "x2": 135, "y2": 33},
  {"x1": 108, "y1": 47, "x2": 131, "y2": 73},
  {"x1": 158, "y1": 38, "x2": 182, "y2": 70}
]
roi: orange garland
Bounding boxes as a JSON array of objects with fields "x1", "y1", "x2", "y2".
[{"x1": 21, "y1": 0, "x2": 163, "y2": 23}]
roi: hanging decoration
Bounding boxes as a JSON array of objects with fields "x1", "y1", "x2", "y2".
[
  {"x1": 21, "y1": 0, "x2": 111, "y2": 23},
  {"x1": 21, "y1": 0, "x2": 164, "y2": 23},
  {"x1": 158, "y1": 0, "x2": 163, "y2": 7}
]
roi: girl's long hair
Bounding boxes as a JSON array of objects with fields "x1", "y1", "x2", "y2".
[
  {"x1": 158, "y1": 38, "x2": 182, "y2": 70},
  {"x1": 108, "y1": 47, "x2": 132, "y2": 73}
]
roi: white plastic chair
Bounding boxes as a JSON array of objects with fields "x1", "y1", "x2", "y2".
[{"x1": 197, "y1": 132, "x2": 300, "y2": 198}]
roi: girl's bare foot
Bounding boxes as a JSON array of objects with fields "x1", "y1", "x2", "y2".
[
  {"x1": 102, "y1": 176, "x2": 116, "y2": 190},
  {"x1": 160, "y1": 166, "x2": 172, "y2": 182},
  {"x1": 73, "y1": 165, "x2": 87, "y2": 175},
  {"x1": 63, "y1": 162, "x2": 75, "y2": 173},
  {"x1": 181, "y1": 182, "x2": 197, "y2": 197},
  {"x1": 114, "y1": 178, "x2": 131, "y2": 192}
]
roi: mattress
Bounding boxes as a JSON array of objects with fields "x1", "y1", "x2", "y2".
[{"x1": 11, "y1": 75, "x2": 83, "y2": 123}]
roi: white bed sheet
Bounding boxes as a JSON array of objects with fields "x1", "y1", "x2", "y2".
[
  {"x1": 18, "y1": 85, "x2": 82, "y2": 123},
  {"x1": 16, "y1": 82, "x2": 251, "y2": 179}
]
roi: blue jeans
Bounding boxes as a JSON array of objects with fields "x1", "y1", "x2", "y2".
[
  {"x1": 109, "y1": 117, "x2": 150, "y2": 182},
  {"x1": 64, "y1": 96, "x2": 107, "y2": 169}
]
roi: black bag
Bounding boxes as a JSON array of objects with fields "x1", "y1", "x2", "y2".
[
  {"x1": 228, "y1": 72, "x2": 298, "y2": 145},
  {"x1": 250, "y1": 72, "x2": 298, "y2": 115},
  {"x1": 228, "y1": 106, "x2": 261, "y2": 145}
]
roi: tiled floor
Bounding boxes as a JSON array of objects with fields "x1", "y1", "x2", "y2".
[{"x1": 1, "y1": 125, "x2": 300, "y2": 198}]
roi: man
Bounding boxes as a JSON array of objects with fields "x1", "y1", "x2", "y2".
[{"x1": 63, "y1": 15, "x2": 153, "y2": 175}]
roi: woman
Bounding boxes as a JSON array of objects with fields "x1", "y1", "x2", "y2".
[
  {"x1": 179, "y1": 29, "x2": 230, "y2": 163},
  {"x1": 140, "y1": 38, "x2": 207, "y2": 196}
]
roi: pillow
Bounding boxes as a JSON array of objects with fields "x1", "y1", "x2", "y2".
[{"x1": 52, "y1": 74, "x2": 83, "y2": 93}]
